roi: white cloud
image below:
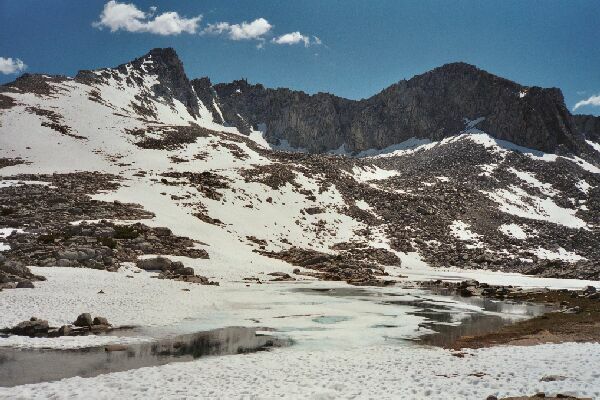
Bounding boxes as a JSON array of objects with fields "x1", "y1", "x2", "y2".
[
  {"x1": 573, "y1": 94, "x2": 600, "y2": 111},
  {"x1": 272, "y1": 32, "x2": 322, "y2": 47},
  {"x1": 93, "y1": 1, "x2": 201, "y2": 35},
  {"x1": 272, "y1": 32, "x2": 309, "y2": 46},
  {"x1": 203, "y1": 18, "x2": 272, "y2": 41},
  {"x1": 0, "y1": 57, "x2": 27, "y2": 75}
]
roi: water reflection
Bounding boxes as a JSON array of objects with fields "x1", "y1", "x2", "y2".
[{"x1": 0, "y1": 327, "x2": 289, "y2": 387}]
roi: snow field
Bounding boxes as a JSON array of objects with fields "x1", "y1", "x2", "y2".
[{"x1": 1, "y1": 342, "x2": 599, "y2": 400}]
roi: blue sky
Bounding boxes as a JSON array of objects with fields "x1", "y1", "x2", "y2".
[{"x1": 1, "y1": 0, "x2": 599, "y2": 115}]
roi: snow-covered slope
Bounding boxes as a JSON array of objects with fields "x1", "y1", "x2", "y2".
[{"x1": 1, "y1": 48, "x2": 599, "y2": 285}]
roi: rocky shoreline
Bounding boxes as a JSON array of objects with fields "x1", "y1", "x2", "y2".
[
  {"x1": 418, "y1": 280, "x2": 600, "y2": 349},
  {"x1": 0, "y1": 313, "x2": 121, "y2": 338}
]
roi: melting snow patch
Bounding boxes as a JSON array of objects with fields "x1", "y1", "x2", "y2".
[
  {"x1": 352, "y1": 166, "x2": 399, "y2": 182},
  {"x1": 357, "y1": 137, "x2": 432, "y2": 158},
  {"x1": 484, "y1": 185, "x2": 587, "y2": 229},
  {"x1": 449, "y1": 220, "x2": 483, "y2": 248},
  {"x1": 498, "y1": 223, "x2": 528, "y2": 240},
  {"x1": 576, "y1": 180, "x2": 592, "y2": 194},
  {"x1": 0, "y1": 228, "x2": 24, "y2": 239},
  {"x1": 355, "y1": 199, "x2": 372, "y2": 211},
  {"x1": 586, "y1": 139, "x2": 600, "y2": 154},
  {"x1": 570, "y1": 156, "x2": 600, "y2": 174},
  {"x1": 508, "y1": 167, "x2": 556, "y2": 196},
  {"x1": 0, "y1": 180, "x2": 51, "y2": 188},
  {"x1": 478, "y1": 163, "x2": 498, "y2": 177},
  {"x1": 0, "y1": 335, "x2": 153, "y2": 350},
  {"x1": 533, "y1": 247, "x2": 586, "y2": 263},
  {"x1": 462, "y1": 117, "x2": 486, "y2": 134},
  {"x1": 271, "y1": 138, "x2": 307, "y2": 153}
]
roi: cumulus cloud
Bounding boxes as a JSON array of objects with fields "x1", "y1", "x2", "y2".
[
  {"x1": 93, "y1": 1, "x2": 201, "y2": 35},
  {"x1": 272, "y1": 32, "x2": 322, "y2": 47},
  {"x1": 0, "y1": 57, "x2": 27, "y2": 74},
  {"x1": 573, "y1": 94, "x2": 600, "y2": 111},
  {"x1": 202, "y1": 18, "x2": 272, "y2": 41}
]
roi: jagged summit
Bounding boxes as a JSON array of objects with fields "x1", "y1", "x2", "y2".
[{"x1": 75, "y1": 47, "x2": 200, "y2": 119}]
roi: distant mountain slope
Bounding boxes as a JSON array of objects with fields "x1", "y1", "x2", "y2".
[{"x1": 214, "y1": 63, "x2": 582, "y2": 154}]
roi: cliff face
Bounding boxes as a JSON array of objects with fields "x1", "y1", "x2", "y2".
[
  {"x1": 574, "y1": 114, "x2": 600, "y2": 142},
  {"x1": 190, "y1": 77, "x2": 224, "y2": 124},
  {"x1": 213, "y1": 79, "x2": 357, "y2": 152},
  {"x1": 215, "y1": 63, "x2": 581, "y2": 154}
]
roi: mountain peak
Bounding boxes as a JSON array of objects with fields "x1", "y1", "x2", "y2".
[
  {"x1": 434, "y1": 62, "x2": 481, "y2": 73},
  {"x1": 126, "y1": 47, "x2": 182, "y2": 72},
  {"x1": 76, "y1": 47, "x2": 200, "y2": 119}
]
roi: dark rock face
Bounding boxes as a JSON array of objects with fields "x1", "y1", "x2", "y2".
[
  {"x1": 215, "y1": 63, "x2": 581, "y2": 154},
  {"x1": 214, "y1": 79, "x2": 355, "y2": 152},
  {"x1": 574, "y1": 114, "x2": 600, "y2": 142},
  {"x1": 191, "y1": 77, "x2": 224, "y2": 124}
]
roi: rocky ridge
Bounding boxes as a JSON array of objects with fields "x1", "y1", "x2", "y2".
[{"x1": 213, "y1": 63, "x2": 587, "y2": 155}]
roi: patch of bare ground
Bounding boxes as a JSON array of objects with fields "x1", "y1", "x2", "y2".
[
  {"x1": 259, "y1": 247, "x2": 399, "y2": 286},
  {"x1": 0, "y1": 158, "x2": 27, "y2": 169},
  {"x1": 133, "y1": 124, "x2": 211, "y2": 150}
]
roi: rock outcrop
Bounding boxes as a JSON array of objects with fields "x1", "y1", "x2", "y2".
[{"x1": 191, "y1": 77, "x2": 224, "y2": 124}]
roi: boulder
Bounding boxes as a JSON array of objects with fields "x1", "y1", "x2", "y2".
[
  {"x1": 583, "y1": 286, "x2": 597, "y2": 294},
  {"x1": 92, "y1": 316, "x2": 110, "y2": 326},
  {"x1": 171, "y1": 261, "x2": 185, "y2": 270},
  {"x1": 136, "y1": 257, "x2": 172, "y2": 271},
  {"x1": 74, "y1": 313, "x2": 93, "y2": 327},
  {"x1": 58, "y1": 325, "x2": 73, "y2": 336},
  {"x1": 175, "y1": 267, "x2": 195, "y2": 276},
  {"x1": 153, "y1": 227, "x2": 172, "y2": 237},
  {"x1": 16, "y1": 280, "x2": 34, "y2": 288},
  {"x1": 10, "y1": 317, "x2": 49, "y2": 336}
]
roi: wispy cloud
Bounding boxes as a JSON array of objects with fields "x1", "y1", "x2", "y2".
[
  {"x1": 93, "y1": 1, "x2": 201, "y2": 35},
  {"x1": 0, "y1": 57, "x2": 27, "y2": 75},
  {"x1": 573, "y1": 94, "x2": 600, "y2": 111},
  {"x1": 202, "y1": 18, "x2": 272, "y2": 41}
]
